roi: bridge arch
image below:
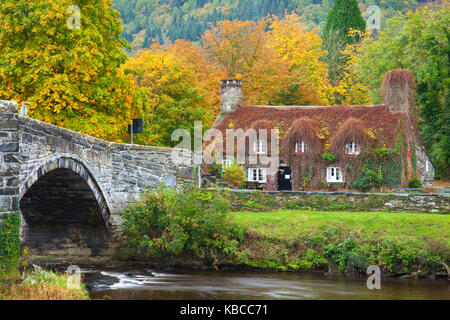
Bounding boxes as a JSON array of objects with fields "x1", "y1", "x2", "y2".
[
  {"x1": 19, "y1": 157, "x2": 112, "y2": 258},
  {"x1": 19, "y1": 156, "x2": 111, "y2": 225}
]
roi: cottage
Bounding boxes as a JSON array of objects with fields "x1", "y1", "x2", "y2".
[{"x1": 206, "y1": 70, "x2": 434, "y2": 191}]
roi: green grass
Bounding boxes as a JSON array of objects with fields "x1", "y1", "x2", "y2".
[
  {"x1": 231, "y1": 210, "x2": 450, "y2": 274},
  {"x1": 233, "y1": 210, "x2": 450, "y2": 244}
]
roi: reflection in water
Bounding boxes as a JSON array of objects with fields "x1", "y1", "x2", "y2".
[{"x1": 83, "y1": 268, "x2": 450, "y2": 300}]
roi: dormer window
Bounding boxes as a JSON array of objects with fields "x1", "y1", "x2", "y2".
[
  {"x1": 254, "y1": 140, "x2": 267, "y2": 154},
  {"x1": 346, "y1": 142, "x2": 360, "y2": 155},
  {"x1": 295, "y1": 141, "x2": 307, "y2": 153}
]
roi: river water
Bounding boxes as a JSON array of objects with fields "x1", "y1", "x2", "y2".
[{"x1": 82, "y1": 268, "x2": 449, "y2": 300}]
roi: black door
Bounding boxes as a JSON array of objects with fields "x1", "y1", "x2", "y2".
[{"x1": 277, "y1": 167, "x2": 292, "y2": 191}]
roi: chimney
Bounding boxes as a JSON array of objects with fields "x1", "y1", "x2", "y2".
[
  {"x1": 220, "y1": 79, "x2": 242, "y2": 114},
  {"x1": 382, "y1": 69, "x2": 416, "y2": 114}
]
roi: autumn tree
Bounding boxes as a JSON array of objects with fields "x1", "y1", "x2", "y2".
[
  {"x1": 124, "y1": 42, "x2": 224, "y2": 147},
  {"x1": 267, "y1": 14, "x2": 330, "y2": 105},
  {"x1": 201, "y1": 14, "x2": 330, "y2": 106},
  {"x1": 201, "y1": 19, "x2": 268, "y2": 78},
  {"x1": 0, "y1": 0, "x2": 140, "y2": 142}
]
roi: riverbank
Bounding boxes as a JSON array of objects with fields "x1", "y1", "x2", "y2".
[
  {"x1": 230, "y1": 210, "x2": 449, "y2": 278},
  {"x1": 0, "y1": 266, "x2": 89, "y2": 300}
]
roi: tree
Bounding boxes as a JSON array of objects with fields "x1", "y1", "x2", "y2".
[
  {"x1": 124, "y1": 43, "x2": 222, "y2": 147},
  {"x1": 267, "y1": 14, "x2": 330, "y2": 105},
  {"x1": 201, "y1": 19, "x2": 268, "y2": 78},
  {"x1": 322, "y1": 0, "x2": 366, "y2": 86},
  {"x1": 0, "y1": 0, "x2": 141, "y2": 142},
  {"x1": 201, "y1": 15, "x2": 330, "y2": 106},
  {"x1": 354, "y1": 6, "x2": 449, "y2": 178}
]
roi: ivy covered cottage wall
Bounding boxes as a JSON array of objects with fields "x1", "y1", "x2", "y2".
[{"x1": 205, "y1": 69, "x2": 434, "y2": 192}]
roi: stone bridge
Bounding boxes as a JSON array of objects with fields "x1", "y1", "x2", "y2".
[{"x1": 0, "y1": 100, "x2": 194, "y2": 261}]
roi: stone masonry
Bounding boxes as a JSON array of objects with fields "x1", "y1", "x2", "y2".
[{"x1": 0, "y1": 100, "x2": 194, "y2": 260}]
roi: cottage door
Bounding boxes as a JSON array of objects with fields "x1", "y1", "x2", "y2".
[{"x1": 277, "y1": 167, "x2": 292, "y2": 191}]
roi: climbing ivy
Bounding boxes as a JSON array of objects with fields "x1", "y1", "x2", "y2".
[{"x1": 0, "y1": 213, "x2": 20, "y2": 273}]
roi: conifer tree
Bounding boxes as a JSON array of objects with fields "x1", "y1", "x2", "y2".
[{"x1": 322, "y1": 0, "x2": 366, "y2": 87}]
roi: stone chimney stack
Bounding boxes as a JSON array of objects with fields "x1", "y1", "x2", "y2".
[
  {"x1": 382, "y1": 69, "x2": 416, "y2": 114},
  {"x1": 220, "y1": 79, "x2": 242, "y2": 114}
]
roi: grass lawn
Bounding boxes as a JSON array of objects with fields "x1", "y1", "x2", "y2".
[
  {"x1": 233, "y1": 210, "x2": 450, "y2": 244},
  {"x1": 231, "y1": 210, "x2": 450, "y2": 274}
]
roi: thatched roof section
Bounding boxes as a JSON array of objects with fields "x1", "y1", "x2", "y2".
[
  {"x1": 212, "y1": 105, "x2": 405, "y2": 153},
  {"x1": 250, "y1": 120, "x2": 274, "y2": 131},
  {"x1": 282, "y1": 117, "x2": 322, "y2": 164},
  {"x1": 330, "y1": 118, "x2": 373, "y2": 156}
]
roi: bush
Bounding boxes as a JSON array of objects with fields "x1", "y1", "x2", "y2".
[
  {"x1": 321, "y1": 152, "x2": 336, "y2": 162},
  {"x1": 121, "y1": 187, "x2": 245, "y2": 263},
  {"x1": 208, "y1": 164, "x2": 222, "y2": 178},
  {"x1": 408, "y1": 177, "x2": 422, "y2": 189},
  {"x1": 222, "y1": 162, "x2": 246, "y2": 188},
  {"x1": 352, "y1": 165, "x2": 384, "y2": 192}
]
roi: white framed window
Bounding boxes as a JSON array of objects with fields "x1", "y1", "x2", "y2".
[
  {"x1": 345, "y1": 142, "x2": 360, "y2": 155},
  {"x1": 248, "y1": 168, "x2": 266, "y2": 183},
  {"x1": 222, "y1": 159, "x2": 232, "y2": 168},
  {"x1": 327, "y1": 167, "x2": 343, "y2": 183},
  {"x1": 295, "y1": 141, "x2": 307, "y2": 153},
  {"x1": 253, "y1": 140, "x2": 267, "y2": 154},
  {"x1": 425, "y1": 160, "x2": 429, "y2": 172}
]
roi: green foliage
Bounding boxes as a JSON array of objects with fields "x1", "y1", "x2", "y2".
[
  {"x1": 321, "y1": 0, "x2": 366, "y2": 85},
  {"x1": 321, "y1": 152, "x2": 336, "y2": 162},
  {"x1": 352, "y1": 165, "x2": 384, "y2": 192},
  {"x1": 22, "y1": 265, "x2": 67, "y2": 287},
  {"x1": 408, "y1": 177, "x2": 422, "y2": 189},
  {"x1": 356, "y1": 6, "x2": 450, "y2": 178},
  {"x1": 0, "y1": 214, "x2": 20, "y2": 273},
  {"x1": 121, "y1": 187, "x2": 245, "y2": 263},
  {"x1": 298, "y1": 249, "x2": 328, "y2": 270},
  {"x1": 234, "y1": 211, "x2": 449, "y2": 274},
  {"x1": 302, "y1": 166, "x2": 313, "y2": 188},
  {"x1": 113, "y1": 0, "x2": 420, "y2": 51},
  {"x1": 322, "y1": 0, "x2": 366, "y2": 46},
  {"x1": 209, "y1": 164, "x2": 222, "y2": 178}
]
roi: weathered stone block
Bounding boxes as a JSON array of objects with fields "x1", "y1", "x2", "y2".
[{"x1": 0, "y1": 142, "x2": 18, "y2": 152}]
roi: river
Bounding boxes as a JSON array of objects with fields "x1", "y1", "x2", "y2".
[{"x1": 82, "y1": 268, "x2": 449, "y2": 300}]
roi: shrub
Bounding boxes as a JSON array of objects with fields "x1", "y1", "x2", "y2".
[
  {"x1": 321, "y1": 152, "x2": 336, "y2": 162},
  {"x1": 208, "y1": 164, "x2": 222, "y2": 178},
  {"x1": 222, "y1": 162, "x2": 246, "y2": 188},
  {"x1": 121, "y1": 187, "x2": 245, "y2": 263},
  {"x1": 408, "y1": 177, "x2": 422, "y2": 189},
  {"x1": 352, "y1": 164, "x2": 384, "y2": 192},
  {"x1": 298, "y1": 249, "x2": 328, "y2": 270}
]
